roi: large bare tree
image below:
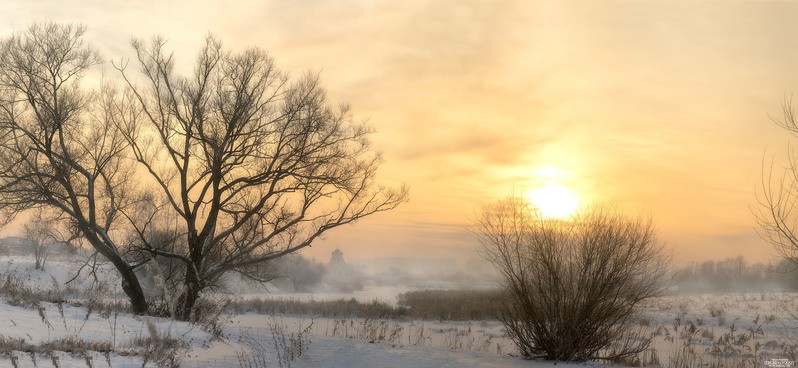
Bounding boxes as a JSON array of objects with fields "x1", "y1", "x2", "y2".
[
  {"x1": 0, "y1": 23, "x2": 149, "y2": 313},
  {"x1": 114, "y1": 36, "x2": 407, "y2": 320},
  {"x1": 476, "y1": 197, "x2": 668, "y2": 361}
]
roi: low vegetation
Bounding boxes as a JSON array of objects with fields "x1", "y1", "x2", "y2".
[
  {"x1": 659, "y1": 314, "x2": 796, "y2": 367},
  {"x1": 228, "y1": 289, "x2": 505, "y2": 321},
  {"x1": 0, "y1": 305, "x2": 189, "y2": 368},
  {"x1": 476, "y1": 198, "x2": 670, "y2": 362},
  {"x1": 396, "y1": 289, "x2": 506, "y2": 320},
  {"x1": 321, "y1": 318, "x2": 510, "y2": 354},
  {"x1": 1, "y1": 259, "x2": 798, "y2": 367},
  {"x1": 230, "y1": 297, "x2": 404, "y2": 319}
]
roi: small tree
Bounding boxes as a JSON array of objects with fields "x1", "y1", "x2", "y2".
[
  {"x1": 23, "y1": 210, "x2": 62, "y2": 270},
  {"x1": 475, "y1": 196, "x2": 668, "y2": 362}
]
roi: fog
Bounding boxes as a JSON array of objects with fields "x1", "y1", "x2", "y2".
[
  {"x1": 252, "y1": 248, "x2": 501, "y2": 299},
  {"x1": 227, "y1": 246, "x2": 798, "y2": 303},
  {"x1": 670, "y1": 256, "x2": 798, "y2": 294}
]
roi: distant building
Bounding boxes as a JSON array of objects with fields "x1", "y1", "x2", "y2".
[
  {"x1": 329, "y1": 248, "x2": 345, "y2": 265},
  {"x1": 324, "y1": 248, "x2": 364, "y2": 292}
]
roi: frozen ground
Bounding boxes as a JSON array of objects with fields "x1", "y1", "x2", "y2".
[
  {"x1": 287, "y1": 336, "x2": 584, "y2": 368},
  {"x1": 0, "y1": 257, "x2": 603, "y2": 367},
  {"x1": 0, "y1": 298, "x2": 593, "y2": 368},
  {"x1": 0, "y1": 257, "x2": 795, "y2": 367}
]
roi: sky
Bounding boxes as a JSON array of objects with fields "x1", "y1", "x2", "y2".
[{"x1": 1, "y1": 0, "x2": 797, "y2": 265}]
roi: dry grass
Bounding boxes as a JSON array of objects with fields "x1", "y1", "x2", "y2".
[
  {"x1": 236, "y1": 318, "x2": 313, "y2": 368},
  {"x1": 228, "y1": 289, "x2": 505, "y2": 321}
]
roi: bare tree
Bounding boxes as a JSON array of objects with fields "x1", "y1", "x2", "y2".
[
  {"x1": 475, "y1": 196, "x2": 668, "y2": 362},
  {"x1": 23, "y1": 209, "x2": 61, "y2": 270},
  {"x1": 0, "y1": 23, "x2": 149, "y2": 314},
  {"x1": 757, "y1": 98, "x2": 798, "y2": 266},
  {"x1": 113, "y1": 36, "x2": 408, "y2": 320}
]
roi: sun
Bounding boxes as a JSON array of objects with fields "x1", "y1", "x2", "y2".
[{"x1": 527, "y1": 184, "x2": 579, "y2": 219}]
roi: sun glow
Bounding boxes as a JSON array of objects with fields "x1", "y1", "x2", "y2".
[{"x1": 527, "y1": 183, "x2": 579, "y2": 219}]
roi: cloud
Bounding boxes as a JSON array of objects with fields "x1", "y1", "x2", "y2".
[{"x1": 2, "y1": 0, "x2": 798, "y2": 263}]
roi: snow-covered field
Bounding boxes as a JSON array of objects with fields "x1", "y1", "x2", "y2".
[
  {"x1": 0, "y1": 257, "x2": 599, "y2": 368},
  {"x1": 0, "y1": 257, "x2": 795, "y2": 367}
]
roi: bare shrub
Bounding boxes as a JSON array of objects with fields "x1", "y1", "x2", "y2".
[
  {"x1": 131, "y1": 320, "x2": 186, "y2": 368},
  {"x1": 237, "y1": 318, "x2": 312, "y2": 368},
  {"x1": 270, "y1": 319, "x2": 312, "y2": 367},
  {"x1": 327, "y1": 318, "x2": 403, "y2": 344},
  {"x1": 475, "y1": 196, "x2": 669, "y2": 362},
  {"x1": 189, "y1": 296, "x2": 232, "y2": 338}
]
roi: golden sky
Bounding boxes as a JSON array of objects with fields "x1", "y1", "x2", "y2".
[{"x1": 2, "y1": 0, "x2": 797, "y2": 264}]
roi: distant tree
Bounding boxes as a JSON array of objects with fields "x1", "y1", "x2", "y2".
[
  {"x1": 23, "y1": 210, "x2": 61, "y2": 270},
  {"x1": 671, "y1": 256, "x2": 797, "y2": 292},
  {"x1": 475, "y1": 196, "x2": 668, "y2": 362},
  {"x1": 0, "y1": 23, "x2": 149, "y2": 314},
  {"x1": 772, "y1": 258, "x2": 798, "y2": 289},
  {"x1": 268, "y1": 254, "x2": 325, "y2": 292},
  {"x1": 114, "y1": 36, "x2": 408, "y2": 320}
]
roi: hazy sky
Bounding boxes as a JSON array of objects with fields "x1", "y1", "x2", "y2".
[{"x1": 2, "y1": 0, "x2": 797, "y2": 264}]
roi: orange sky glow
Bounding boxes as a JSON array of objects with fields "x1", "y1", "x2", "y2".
[{"x1": 2, "y1": 1, "x2": 797, "y2": 265}]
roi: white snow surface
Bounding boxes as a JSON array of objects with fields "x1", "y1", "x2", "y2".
[
  {"x1": 290, "y1": 336, "x2": 587, "y2": 368},
  {"x1": 0, "y1": 257, "x2": 796, "y2": 367},
  {"x1": 0, "y1": 257, "x2": 603, "y2": 367}
]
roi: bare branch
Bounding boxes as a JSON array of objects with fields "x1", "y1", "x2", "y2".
[
  {"x1": 475, "y1": 197, "x2": 668, "y2": 361},
  {"x1": 0, "y1": 23, "x2": 149, "y2": 314},
  {"x1": 119, "y1": 35, "x2": 408, "y2": 320}
]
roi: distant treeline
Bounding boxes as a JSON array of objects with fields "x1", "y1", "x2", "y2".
[{"x1": 672, "y1": 256, "x2": 798, "y2": 292}]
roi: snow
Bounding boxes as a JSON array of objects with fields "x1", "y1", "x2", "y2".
[
  {"x1": 0, "y1": 301, "x2": 213, "y2": 367},
  {"x1": 0, "y1": 257, "x2": 795, "y2": 367},
  {"x1": 0, "y1": 257, "x2": 594, "y2": 367},
  {"x1": 291, "y1": 336, "x2": 587, "y2": 368}
]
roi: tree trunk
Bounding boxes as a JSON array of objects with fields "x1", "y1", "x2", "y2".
[
  {"x1": 83, "y1": 232, "x2": 149, "y2": 315},
  {"x1": 174, "y1": 265, "x2": 201, "y2": 321},
  {"x1": 118, "y1": 264, "x2": 149, "y2": 315}
]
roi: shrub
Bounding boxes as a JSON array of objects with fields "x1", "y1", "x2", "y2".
[
  {"x1": 475, "y1": 197, "x2": 669, "y2": 361},
  {"x1": 237, "y1": 318, "x2": 312, "y2": 368}
]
